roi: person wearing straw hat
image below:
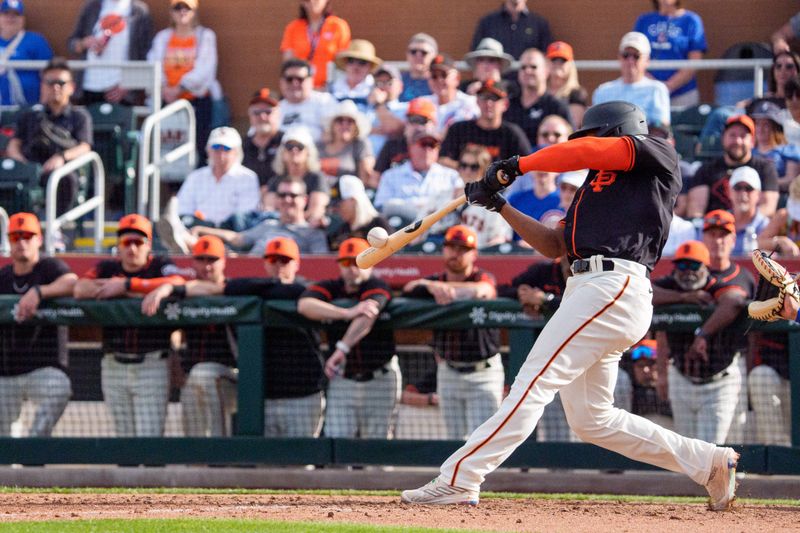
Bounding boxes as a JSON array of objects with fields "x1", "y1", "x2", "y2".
[
  {"x1": 298, "y1": 238, "x2": 399, "y2": 439},
  {"x1": 469, "y1": 0, "x2": 552, "y2": 59},
  {"x1": 327, "y1": 174, "x2": 391, "y2": 250},
  {"x1": 318, "y1": 99, "x2": 376, "y2": 187},
  {"x1": 329, "y1": 38, "x2": 381, "y2": 114},
  {"x1": 460, "y1": 38, "x2": 514, "y2": 96},
  {"x1": 0, "y1": 212, "x2": 74, "y2": 437}
]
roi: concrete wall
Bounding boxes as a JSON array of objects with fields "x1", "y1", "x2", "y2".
[{"x1": 24, "y1": 1, "x2": 797, "y2": 123}]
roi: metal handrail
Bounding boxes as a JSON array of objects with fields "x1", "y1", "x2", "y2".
[
  {"x1": 0, "y1": 207, "x2": 8, "y2": 256},
  {"x1": 383, "y1": 57, "x2": 775, "y2": 98},
  {"x1": 137, "y1": 99, "x2": 196, "y2": 222},
  {"x1": 44, "y1": 151, "x2": 105, "y2": 256}
]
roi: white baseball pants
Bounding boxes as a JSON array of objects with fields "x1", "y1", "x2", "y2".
[
  {"x1": 748, "y1": 365, "x2": 791, "y2": 446},
  {"x1": 181, "y1": 362, "x2": 238, "y2": 437},
  {"x1": 0, "y1": 367, "x2": 71, "y2": 437},
  {"x1": 101, "y1": 353, "x2": 169, "y2": 437},
  {"x1": 439, "y1": 258, "x2": 718, "y2": 491},
  {"x1": 437, "y1": 354, "x2": 504, "y2": 440}
]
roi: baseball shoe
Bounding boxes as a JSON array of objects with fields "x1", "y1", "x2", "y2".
[
  {"x1": 400, "y1": 477, "x2": 479, "y2": 505},
  {"x1": 705, "y1": 446, "x2": 739, "y2": 511}
]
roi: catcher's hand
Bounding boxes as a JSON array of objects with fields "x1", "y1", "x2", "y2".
[{"x1": 748, "y1": 249, "x2": 800, "y2": 321}]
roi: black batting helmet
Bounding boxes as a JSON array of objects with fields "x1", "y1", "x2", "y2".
[{"x1": 568, "y1": 101, "x2": 648, "y2": 140}]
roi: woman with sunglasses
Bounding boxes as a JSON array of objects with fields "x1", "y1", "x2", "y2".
[
  {"x1": 750, "y1": 101, "x2": 800, "y2": 192},
  {"x1": 545, "y1": 42, "x2": 588, "y2": 129},
  {"x1": 318, "y1": 100, "x2": 376, "y2": 188},
  {"x1": 147, "y1": 0, "x2": 218, "y2": 165},
  {"x1": 457, "y1": 146, "x2": 511, "y2": 248},
  {"x1": 280, "y1": 0, "x2": 350, "y2": 89},
  {"x1": 265, "y1": 126, "x2": 329, "y2": 227},
  {"x1": 329, "y1": 39, "x2": 381, "y2": 112},
  {"x1": 756, "y1": 174, "x2": 800, "y2": 257}
]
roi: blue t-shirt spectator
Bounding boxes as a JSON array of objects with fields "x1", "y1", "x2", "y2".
[
  {"x1": 753, "y1": 144, "x2": 800, "y2": 178},
  {"x1": 399, "y1": 72, "x2": 432, "y2": 102},
  {"x1": 507, "y1": 188, "x2": 562, "y2": 241},
  {"x1": 634, "y1": 10, "x2": 707, "y2": 97},
  {"x1": 0, "y1": 30, "x2": 53, "y2": 105}
]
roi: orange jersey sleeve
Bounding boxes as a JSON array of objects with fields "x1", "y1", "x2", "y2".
[
  {"x1": 129, "y1": 275, "x2": 187, "y2": 293},
  {"x1": 518, "y1": 137, "x2": 636, "y2": 174}
]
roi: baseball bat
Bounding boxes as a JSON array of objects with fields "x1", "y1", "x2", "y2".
[{"x1": 356, "y1": 195, "x2": 467, "y2": 269}]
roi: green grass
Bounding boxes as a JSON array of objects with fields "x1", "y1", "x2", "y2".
[
  {"x1": 0, "y1": 519, "x2": 488, "y2": 532},
  {"x1": 0, "y1": 486, "x2": 797, "y2": 507}
]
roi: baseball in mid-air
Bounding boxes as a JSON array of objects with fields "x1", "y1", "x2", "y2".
[{"x1": 367, "y1": 227, "x2": 390, "y2": 248}]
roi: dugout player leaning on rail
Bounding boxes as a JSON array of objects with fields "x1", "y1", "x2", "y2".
[
  {"x1": 402, "y1": 225, "x2": 503, "y2": 440},
  {"x1": 0, "y1": 212, "x2": 75, "y2": 437},
  {"x1": 402, "y1": 101, "x2": 740, "y2": 511},
  {"x1": 298, "y1": 238, "x2": 399, "y2": 439},
  {"x1": 141, "y1": 236, "x2": 237, "y2": 437},
  {"x1": 74, "y1": 214, "x2": 186, "y2": 437}
]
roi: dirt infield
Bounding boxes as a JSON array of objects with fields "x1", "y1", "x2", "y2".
[{"x1": 0, "y1": 493, "x2": 798, "y2": 532}]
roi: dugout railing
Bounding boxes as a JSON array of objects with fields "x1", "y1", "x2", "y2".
[{"x1": 0, "y1": 296, "x2": 797, "y2": 475}]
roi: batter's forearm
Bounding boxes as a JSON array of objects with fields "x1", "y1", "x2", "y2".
[
  {"x1": 518, "y1": 137, "x2": 634, "y2": 174},
  {"x1": 500, "y1": 204, "x2": 566, "y2": 258}
]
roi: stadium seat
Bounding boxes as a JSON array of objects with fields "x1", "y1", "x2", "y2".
[
  {"x1": 86, "y1": 102, "x2": 138, "y2": 212},
  {"x1": 713, "y1": 41, "x2": 772, "y2": 106},
  {"x1": 671, "y1": 104, "x2": 716, "y2": 162},
  {"x1": 0, "y1": 158, "x2": 42, "y2": 213}
]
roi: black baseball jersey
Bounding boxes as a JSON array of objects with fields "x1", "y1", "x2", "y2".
[
  {"x1": 440, "y1": 120, "x2": 532, "y2": 161},
  {"x1": 690, "y1": 156, "x2": 778, "y2": 213},
  {"x1": 562, "y1": 135, "x2": 680, "y2": 270},
  {"x1": 0, "y1": 258, "x2": 71, "y2": 376},
  {"x1": 654, "y1": 264, "x2": 754, "y2": 379},
  {"x1": 83, "y1": 256, "x2": 178, "y2": 354},
  {"x1": 405, "y1": 269, "x2": 500, "y2": 363},
  {"x1": 242, "y1": 131, "x2": 283, "y2": 187},
  {"x1": 179, "y1": 278, "x2": 238, "y2": 372},
  {"x1": 301, "y1": 276, "x2": 395, "y2": 379},
  {"x1": 225, "y1": 277, "x2": 325, "y2": 398},
  {"x1": 504, "y1": 93, "x2": 572, "y2": 146},
  {"x1": 375, "y1": 137, "x2": 408, "y2": 173},
  {"x1": 498, "y1": 259, "x2": 567, "y2": 303}
]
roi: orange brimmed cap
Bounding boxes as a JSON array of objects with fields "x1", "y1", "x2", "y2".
[
  {"x1": 702, "y1": 210, "x2": 735, "y2": 234},
  {"x1": 444, "y1": 224, "x2": 478, "y2": 249},
  {"x1": 117, "y1": 214, "x2": 152, "y2": 240},
  {"x1": 192, "y1": 235, "x2": 225, "y2": 259},
  {"x1": 338, "y1": 237, "x2": 369, "y2": 260},
  {"x1": 264, "y1": 236, "x2": 300, "y2": 262},
  {"x1": 546, "y1": 41, "x2": 574, "y2": 62},
  {"x1": 8, "y1": 212, "x2": 41, "y2": 235},
  {"x1": 673, "y1": 240, "x2": 710, "y2": 266}
]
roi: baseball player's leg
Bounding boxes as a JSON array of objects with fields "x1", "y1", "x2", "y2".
[
  {"x1": 464, "y1": 355, "x2": 503, "y2": 437},
  {"x1": 24, "y1": 367, "x2": 72, "y2": 437},
  {"x1": 724, "y1": 355, "x2": 749, "y2": 444},
  {"x1": 181, "y1": 362, "x2": 236, "y2": 436},
  {"x1": 438, "y1": 271, "x2": 652, "y2": 490},
  {"x1": 0, "y1": 376, "x2": 24, "y2": 436},
  {"x1": 131, "y1": 356, "x2": 169, "y2": 437},
  {"x1": 180, "y1": 377, "x2": 207, "y2": 436},
  {"x1": 748, "y1": 365, "x2": 791, "y2": 445},
  {"x1": 362, "y1": 359, "x2": 401, "y2": 438},
  {"x1": 561, "y1": 352, "x2": 717, "y2": 485},
  {"x1": 101, "y1": 355, "x2": 135, "y2": 437},
  {"x1": 437, "y1": 363, "x2": 468, "y2": 440},
  {"x1": 667, "y1": 365, "x2": 699, "y2": 439},
  {"x1": 282, "y1": 392, "x2": 326, "y2": 437},
  {"x1": 696, "y1": 364, "x2": 741, "y2": 444},
  {"x1": 263, "y1": 399, "x2": 282, "y2": 437},
  {"x1": 324, "y1": 376, "x2": 357, "y2": 437}
]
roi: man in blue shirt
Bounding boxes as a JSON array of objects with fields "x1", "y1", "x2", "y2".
[{"x1": 0, "y1": 0, "x2": 53, "y2": 106}]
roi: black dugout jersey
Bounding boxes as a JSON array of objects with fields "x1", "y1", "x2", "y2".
[
  {"x1": 225, "y1": 277, "x2": 325, "y2": 398},
  {"x1": 0, "y1": 258, "x2": 71, "y2": 376},
  {"x1": 562, "y1": 135, "x2": 681, "y2": 270},
  {"x1": 83, "y1": 256, "x2": 178, "y2": 354}
]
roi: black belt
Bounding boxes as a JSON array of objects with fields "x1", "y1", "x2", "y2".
[
  {"x1": 686, "y1": 370, "x2": 730, "y2": 385},
  {"x1": 446, "y1": 359, "x2": 491, "y2": 374},
  {"x1": 571, "y1": 259, "x2": 615, "y2": 274},
  {"x1": 349, "y1": 365, "x2": 390, "y2": 382},
  {"x1": 111, "y1": 350, "x2": 167, "y2": 365}
]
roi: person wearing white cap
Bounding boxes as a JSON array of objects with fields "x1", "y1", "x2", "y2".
[
  {"x1": 328, "y1": 175, "x2": 392, "y2": 250},
  {"x1": 756, "y1": 173, "x2": 800, "y2": 256},
  {"x1": 592, "y1": 31, "x2": 671, "y2": 128},
  {"x1": 158, "y1": 126, "x2": 261, "y2": 254},
  {"x1": 727, "y1": 166, "x2": 769, "y2": 255},
  {"x1": 556, "y1": 170, "x2": 586, "y2": 211}
]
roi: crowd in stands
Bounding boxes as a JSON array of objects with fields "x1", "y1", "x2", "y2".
[{"x1": 0, "y1": 0, "x2": 798, "y2": 444}]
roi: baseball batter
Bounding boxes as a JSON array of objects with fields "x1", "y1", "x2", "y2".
[{"x1": 402, "y1": 101, "x2": 739, "y2": 511}]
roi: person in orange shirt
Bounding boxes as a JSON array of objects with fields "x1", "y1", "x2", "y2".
[{"x1": 280, "y1": 0, "x2": 351, "y2": 89}]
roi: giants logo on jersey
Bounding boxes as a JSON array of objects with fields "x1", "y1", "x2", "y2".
[{"x1": 589, "y1": 170, "x2": 617, "y2": 192}]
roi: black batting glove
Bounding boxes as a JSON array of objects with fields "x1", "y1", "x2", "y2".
[
  {"x1": 465, "y1": 181, "x2": 508, "y2": 213},
  {"x1": 483, "y1": 155, "x2": 521, "y2": 192}
]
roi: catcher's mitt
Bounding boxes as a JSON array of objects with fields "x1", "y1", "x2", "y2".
[{"x1": 748, "y1": 249, "x2": 800, "y2": 321}]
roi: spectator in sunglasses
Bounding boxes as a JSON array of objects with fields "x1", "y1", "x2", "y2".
[
  {"x1": 365, "y1": 63, "x2": 405, "y2": 156},
  {"x1": 277, "y1": 59, "x2": 337, "y2": 143},
  {"x1": 329, "y1": 39, "x2": 381, "y2": 113},
  {"x1": 617, "y1": 339, "x2": 673, "y2": 429},
  {"x1": 726, "y1": 166, "x2": 769, "y2": 256},
  {"x1": 424, "y1": 54, "x2": 479, "y2": 137},
  {"x1": 652, "y1": 234, "x2": 753, "y2": 444},
  {"x1": 0, "y1": 212, "x2": 75, "y2": 437},
  {"x1": 158, "y1": 126, "x2": 260, "y2": 254},
  {"x1": 750, "y1": 100, "x2": 800, "y2": 192},
  {"x1": 592, "y1": 31, "x2": 670, "y2": 128},
  {"x1": 545, "y1": 41, "x2": 588, "y2": 129},
  {"x1": 242, "y1": 88, "x2": 284, "y2": 192},
  {"x1": 264, "y1": 126, "x2": 328, "y2": 227},
  {"x1": 192, "y1": 178, "x2": 328, "y2": 256},
  {"x1": 298, "y1": 238, "x2": 399, "y2": 439},
  {"x1": 7, "y1": 57, "x2": 92, "y2": 213},
  {"x1": 457, "y1": 146, "x2": 512, "y2": 248},
  {"x1": 280, "y1": 0, "x2": 350, "y2": 89},
  {"x1": 399, "y1": 33, "x2": 437, "y2": 102},
  {"x1": 504, "y1": 114, "x2": 573, "y2": 198},
  {"x1": 75, "y1": 214, "x2": 186, "y2": 437},
  {"x1": 318, "y1": 99, "x2": 376, "y2": 188},
  {"x1": 374, "y1": 97, "x2": 438, "y2": 174}
]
